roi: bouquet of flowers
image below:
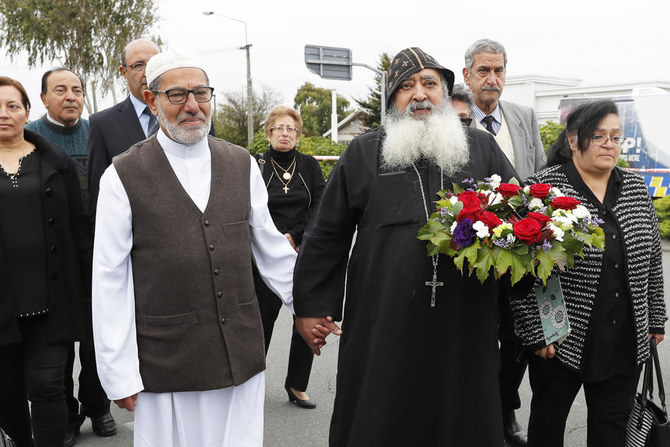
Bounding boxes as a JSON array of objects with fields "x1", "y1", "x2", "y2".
[{"x1": 417, "y1": 175, "x2": 605, "y2": 285}]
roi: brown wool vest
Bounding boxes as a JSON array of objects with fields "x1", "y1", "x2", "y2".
[{"x1": 113, "y1": 136, "x2": 265, "y2": 393}]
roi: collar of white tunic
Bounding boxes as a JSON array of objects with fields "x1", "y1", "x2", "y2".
[{"x1": 156, "y1": 130, "x2": 211, "y2": 212}]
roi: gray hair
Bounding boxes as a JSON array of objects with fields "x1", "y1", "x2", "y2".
[
  {"x1": 450, "y1": 83, "x2": 473, "y2": 107},
  {"x1": 464, "y1": 39, "x2": 507, "y2": 71}
]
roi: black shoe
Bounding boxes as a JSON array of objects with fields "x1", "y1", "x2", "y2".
[
  {"x1": 91, "y1": 412, "x2": 117, "y2": 437},
  {"x1": 285, "y1": 385, "x2": 316, "y2": 409},
  {"x1": 503, "y1": 410, "x2": 527, "y2": 446},
  {"x1": 63, "y1": 426, "x2": 80, "y2": 447}
]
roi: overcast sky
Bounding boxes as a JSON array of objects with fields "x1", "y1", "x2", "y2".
[{"x1": 2, "y1": 0, "x2": 666, "y2": 119}]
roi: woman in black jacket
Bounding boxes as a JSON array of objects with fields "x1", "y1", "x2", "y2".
[
  {"x1": 0, "y1": 77, "x2": 91, "y2": 447},
  {"x1": 512, "y1": 100, "x2": 666, "y2": 447},
  {"x1": 253, "y1": 105, "x2": 325, "y2": 409}
]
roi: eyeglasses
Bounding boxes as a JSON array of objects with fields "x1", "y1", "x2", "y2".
[
  {"x1": 124, "y1": 62, "x2": 146, "y2": 72},
  {"x1": 591, "y1": 134, "x2": 627, "y2": 146},
  {"x1": 153, "y1": 87, "x2": 215, "y2": 105},
  {"x1": 270, "y1": 125, "x2": 300, "y2": 135},
  {"x1": 460, "y1": 117, "x2": 473, "y2": 126}
]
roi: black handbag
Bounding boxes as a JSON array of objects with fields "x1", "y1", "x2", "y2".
[
  {"x1": 0, "y1": 428, "x2": 16, "y2": 447},
  {"x1": 626, "y1": 338, "x2": 670, "y2": 447}
]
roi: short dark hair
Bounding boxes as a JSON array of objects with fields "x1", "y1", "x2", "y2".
[
  {"x1": 0, "y1": 76, "x2": 31, "y2": 110},
  {"x1": 547, "y1": 100, "x2": 619, "y2": 166},
  {"x1": 41, "y1": 68, "x2": 84, "y2": 95},
  {"x1": 450, "y1": 83, "x2": 473, "y2": 108}
]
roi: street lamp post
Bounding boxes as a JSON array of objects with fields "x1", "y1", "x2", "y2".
[{"x1": 203, "y1": 11, "x2": 254, "y2": 147}]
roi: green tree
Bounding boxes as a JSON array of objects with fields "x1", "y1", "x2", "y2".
[
  {"x1": 213, "y1": 86, "x2": 281, "y2": 148},
  {"x1": 539, "y1": 121, "x2": 565, "y2": 153},
  {"x1": 355, "y1": 52, "x2": 392, "y2": 130},
  {"x1": 0, "y1": 0, "x2": 159, "y2": 112},
  {"x1": 294, "y1": 82, "x2": 352, "y2": 137}
]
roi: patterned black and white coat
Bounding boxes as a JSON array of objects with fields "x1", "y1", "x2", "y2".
[{"x1": 511, "y1": 162, "x2": 667, "y2": 372}]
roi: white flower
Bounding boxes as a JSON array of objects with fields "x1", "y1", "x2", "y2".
[
  {"x1": 528, "y1": 197, "x2": 544, "y2": 211},
  {"x1": 572, "y1": 205, "x2": 590, "y2": 220},
  {"x1": 489, "y1": 174, "x2": 502, "y2": 188},
  {"x1": 552, "y1": 215, "x2": 573, "y2": 231},
  {"x1": 506, "y1": 233, "x2": 517, "y2": 243},
  {"x1": 450, "y1": 221, "x2": 458, "y2": 234},
  {"x1": 449, "y1": 196, "x2": 459, "y2": 205},
  {"x1": 473, "y1": 220, "x2": 490, "y2": 238},
  {"x1": 487, "y1": 192, "x2": 503, "y2": 206},
  {"x1": 548, "y1": 223, "x2": 565, "y2": 242},
  {"x1": 524, "y1": 185, "x2": 531, "y2": 194},
  {"x1": 551, "y1": 187, "x2": 564, "y2": 198}
]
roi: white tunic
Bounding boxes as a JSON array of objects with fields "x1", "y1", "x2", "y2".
[{"x1": 92, "y1": 131, "x2": 297, "y2": 447}]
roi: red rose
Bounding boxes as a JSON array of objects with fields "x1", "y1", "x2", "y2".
[
  {"x1": 513, "y1": 218, "x2": 543, "y2": 245},
  {"x1": 551, "y1": 196, "x2": 581, "y2": 210},
  {"x1": 457, "y1": 206, "x2": 481, "y2": 223},
  {"x1": 529, "y1": 183, "x2": 552, "y2": 199},
  {"x1": 496, "y1": 183, "x2": 522, "y2": 198},
  {"x1": 479, "y1": 211, "x2": 502, "y2": 229},
  {"x1": 458, "y1": 190, "x2": 486, "y2": 209},
  {"x1": 526, "y1": 212, "x2": 551, "y2": 227}
]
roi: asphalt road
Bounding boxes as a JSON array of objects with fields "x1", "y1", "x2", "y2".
[{"x1": 72, "y1": 247, "x2": 670, "y2": 447}]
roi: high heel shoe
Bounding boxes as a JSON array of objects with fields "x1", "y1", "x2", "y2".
[{"x1": 285, "y1": 384, "x2": 317, "y2": 409}]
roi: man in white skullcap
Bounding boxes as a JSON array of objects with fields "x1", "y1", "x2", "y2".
[{"x1": 92, "y1": 49, "x2": 319, "y2": 446}]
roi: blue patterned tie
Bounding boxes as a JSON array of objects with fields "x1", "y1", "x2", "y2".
[{"x1": 144, "y1": 106, "x2": 159, "y2": 136}]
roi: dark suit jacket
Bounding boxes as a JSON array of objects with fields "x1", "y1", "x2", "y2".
[{"x1": 87, "y1": 96, "x2": 146, "y2": 219}]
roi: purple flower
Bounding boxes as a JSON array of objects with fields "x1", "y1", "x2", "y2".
[{"x1": 453, "y1": 218, "x2": 476, "y2": 247}]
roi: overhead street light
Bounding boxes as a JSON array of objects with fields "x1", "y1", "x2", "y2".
[{"x1": 203, "y1": 11, "x2": 254, "y2": 147}]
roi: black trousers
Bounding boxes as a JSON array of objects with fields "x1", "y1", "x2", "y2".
[
  {"x1": 64, "y1": 308, "x2": 110, "y2": 428},
  {"x1": 253, "y1": 266, "x2": 314, "y2": 392},
  {"x1": 0, "y1": 314, "x2": 69, "y2": 447},
  {"x1": 527, "y1": 357, "x2": 638, "y2": 447},
  {"x1": 499, "y1": 292, "x2": 527, "y2": 411}
]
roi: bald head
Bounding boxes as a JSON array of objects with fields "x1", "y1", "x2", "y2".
[{"x1": 120, "y1": 39, "x2": 160, "y2": 102}]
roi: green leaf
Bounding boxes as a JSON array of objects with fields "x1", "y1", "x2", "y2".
[
  {"x1": 535, "y1": 250, "x2": 555, "y2": 285},
  {"x1": 496, "y1": 250, "x2": 530, "y2": 285},
  {"x1": 474, "y1": 245, "x2": 496, "y2": 283}
]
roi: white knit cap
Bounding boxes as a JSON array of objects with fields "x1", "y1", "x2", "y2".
[{"x1": 145, "y1": 48, "x2": 207, "y2": 86}]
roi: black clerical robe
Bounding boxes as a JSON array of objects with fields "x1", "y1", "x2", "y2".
[{"x1": 294, "y1": 127, "x2": 519, "y2": 447}]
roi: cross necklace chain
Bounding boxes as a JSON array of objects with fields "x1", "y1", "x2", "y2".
[
  {"x1": 271, "y1": 157, "x2": 296, "y2": 193},
  {"x1": 412, "y1": 163, "x2": 444, "y2": 307}
]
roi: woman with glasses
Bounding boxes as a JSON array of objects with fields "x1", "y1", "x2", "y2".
[
  {"x1": 511, "y1": 100, "x2": 666, "y2": 447},
  {"x1": 0, "y1": 77, "x2": 91, "y2": 446},
  {"x1": 253, "y1": 105, "x2": 325, "y2": 409}
]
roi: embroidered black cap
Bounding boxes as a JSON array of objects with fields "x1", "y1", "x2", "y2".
[{"x1": 386, "y1": 47, "x2": 455, "y2": 108}]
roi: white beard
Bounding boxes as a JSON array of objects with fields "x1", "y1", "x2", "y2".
[
  {"x1": 381, "y1": 100, "x2": 470, "y2": 176},
  {"x1": 157, "y1": 103, "x2": 211, "y2": 146}
]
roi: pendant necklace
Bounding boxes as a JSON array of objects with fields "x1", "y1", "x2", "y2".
[
  {"x1": 412, "y1": 162, "x2": 444, "y2": 307},
  {"x1": 271, "y1": 157, "x2": 296, "y2": 193},
  {"x1": 271, "y1": 157, "x2": 296, "y2": 180},
  {"x1": 0, "y1": 141, "x2": 28, "y2": 188}
]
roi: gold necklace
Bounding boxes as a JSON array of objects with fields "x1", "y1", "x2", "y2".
[
  {"x1": 271, "y1": 157, "x2": 296, "y2": 181},
  {"x1": 270, "y1": 157, "x2": 296, "y2": 193}
]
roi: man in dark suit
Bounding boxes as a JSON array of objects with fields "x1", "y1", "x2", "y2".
[
  {"x1": 87, "y1": 38, "x2": 161, "y2": 219},
  {"x1": 463, "y1": 38, "x2": 546, "y2": 447}
]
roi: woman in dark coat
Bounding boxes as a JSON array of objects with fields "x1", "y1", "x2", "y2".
[
  {"x1": 0, "y1": 77, "x2": 91, "y2": 447},
  {"x1": 253, "y1": 105, "x2": 325, "y2": 409},
  {"x1": 512, "y1": 100, "x2": 666, "y2": 447}
]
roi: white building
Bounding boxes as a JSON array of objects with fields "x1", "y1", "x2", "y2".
[{"x1": 503, "y1": 75, "x2": 670, "y2": 124}]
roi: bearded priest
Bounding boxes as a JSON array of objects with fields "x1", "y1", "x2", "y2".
[{"x1": 294, "y1": 47, "x2": 520, "y2": 446}]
